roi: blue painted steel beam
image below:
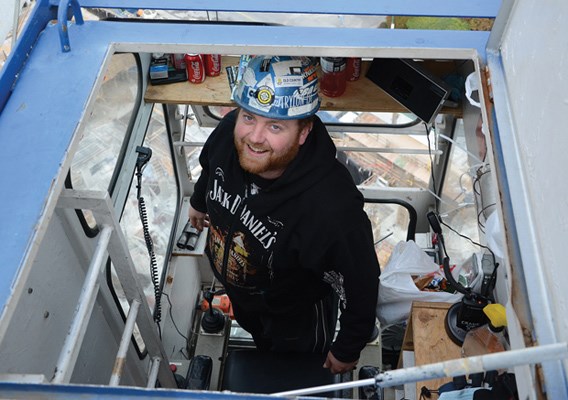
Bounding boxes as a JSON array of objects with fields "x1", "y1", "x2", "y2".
[
  {"x1": 0, "y1": 0, "x2": 56, "y2": 112},
  {"x1": 0, "y1": 381, "x2": 282, "y2": 399},
  {"x1": 67, "y1": 20, "x2": 492, "y2": 59},
  {"x1": 48, "y1": 0, "x2": 502, "y2": 18}
]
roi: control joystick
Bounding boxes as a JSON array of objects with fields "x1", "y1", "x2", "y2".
[{"x1": 200, "y1": 290, "x2": 226, "y2": 334}]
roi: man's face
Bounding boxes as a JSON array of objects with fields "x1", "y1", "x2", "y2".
[{"x1": 234, "y1": 109, "x2": 312, "y2": 179}]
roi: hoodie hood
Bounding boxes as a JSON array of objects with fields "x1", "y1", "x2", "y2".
[{"x1": 241, "y1": 112, "x2": 339, "y2": 214}]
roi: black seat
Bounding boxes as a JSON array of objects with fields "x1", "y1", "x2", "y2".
[{"x1": 221, "y1": 349, "x2": 350, "y2": 397}]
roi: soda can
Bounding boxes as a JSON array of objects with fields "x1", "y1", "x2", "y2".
[
  {"x1": 184, "y1": 54, "x2": 205, "y2": 83},
  {"x1": 171, "y1": 53, "x2": 186, "y2": 70},
  {"x1": 203, "y1": 54, "x2": 222, "y2": 77},
  {"x1": 346, "y1": 57, "x2": 361, "y2": 81}
]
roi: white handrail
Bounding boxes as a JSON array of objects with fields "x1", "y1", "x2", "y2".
[
  {"x1": 109, "y1": 299, "x2": 142, "y2": 386},
  {"x1": 52, "y1": 225, "x2": 113, "y2": 384},
  {"x1": 147, "y1": 357, "x2": 162, "y2": 388},
  {"x1": 273, "y1": 342, "x2": 568, "y2": 397},
  {"x1": 56, "y1": 190, "x2": 177, "y2": 388}
]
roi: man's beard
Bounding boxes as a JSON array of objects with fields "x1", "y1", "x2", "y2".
[{"x1": 234, "y1": 136, "x2": 301, "y2": 177}]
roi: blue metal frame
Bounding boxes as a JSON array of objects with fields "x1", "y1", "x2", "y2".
[
  {"x1": 483, "y1": 1, "x2": 568, "y2": 395},
  {"x1": 0, "y1": 0, "x2": 492, "y2": 340},
  {"x1": 0, "y1": 0, "x2": 56, "y2": 111},
  {"x1": 47, "y1": 0, "x2": 502, "y2": 18},
  {"x1": 0, "y1": 381, "x2": 283, "y2": 399},
  {"x1": 57, "y1": 0, "x2": 84, "y2": 52},
  {"x1": 0, "y1": 1, "x2": 499, "y2": 397},
  {"x1": 486, "y1": 49, "x2": 568, "y2": 400}
]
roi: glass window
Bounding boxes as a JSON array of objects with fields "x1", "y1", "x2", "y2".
[
  {"x1": 108, "y1": 105, "x2": 178, "y2": 353},
  {"x1": 70, "y1": 53, "x2": 139, "y2": 227},
  {"x1": 438, "y1": 119, "x2": 484, "y2": 267},
  {"x1": 117, "y1": 105, "x2": 177, "y2": 318},
  {"x1": 190, "y1": 108, "x2": 432, "y2": 190},
  {"x1": 327, "y1": 112, "x2": 435, "y2": 190},
  {"x1": 364, "y1": 202, "x2": 412, "y2": 269},
  {"x1": 183, "y1": 106, "x2": 222, "y2": 181}
]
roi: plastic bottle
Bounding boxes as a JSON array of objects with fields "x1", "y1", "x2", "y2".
[
  {"x1": 461, "y1": 303, "x2": 509, "y2": 358},
  {"x1": 320, "y1": 57, "x2": 347, "y2": 97}
]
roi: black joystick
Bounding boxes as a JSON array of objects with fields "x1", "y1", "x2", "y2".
[
  {"x1": 200, "y1": 290, "x2": 226, "y2": 334},
  {"x1": 427, "y1": 211, "x2": 491, "y2": 345}
]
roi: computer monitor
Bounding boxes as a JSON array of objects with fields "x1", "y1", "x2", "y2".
[{"x1": 366, "y1": 58, "x2": 451, "y2": 125}]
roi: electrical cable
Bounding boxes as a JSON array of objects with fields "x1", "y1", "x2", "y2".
[
  {"x1": 135, "y1": 146, "x2": 163, "y2": 326},
  {"x1": 413, "y1": 123, "x2": 454, "y2": 209},
  {"x1": 419, "y1": 386, "x2": 438, "y2": 399},
  {"x1": 472, "y1": 167, "x2": 489, "y2": 197},
  {"x1": 439, "y1": 219, "x2": 499, "y2": 283},
  {"x1": 424, "y1": 122, "x2": 439, "y2": 213},
  {"x1": 477, "y1": 202, "x2": 497, "y2": 233},
  {"x1": 138, "y1": 197, "x2": 162, "y2": 322},
  {"x1": 162, "y1": 292, "x2": 191, "y2": 347},
  {"x1": 374, "y1": 231, "x2": 393, "y2": 246}
]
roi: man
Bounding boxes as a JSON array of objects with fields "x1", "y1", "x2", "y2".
[{"x1": 189, "y1": 56, "x2": 379, "y2": 374}]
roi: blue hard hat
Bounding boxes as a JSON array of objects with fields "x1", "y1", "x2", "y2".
[{"x1": 233, "y1": 56, "x2": 320, "y2": 120}]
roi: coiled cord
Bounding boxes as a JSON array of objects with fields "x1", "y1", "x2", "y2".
[
  {"x1": 135, "y1": 146, "x2": 162, "y2": 325},
  {"x1": 138, "y1": 196, "x2": 162, "y2": 323}
]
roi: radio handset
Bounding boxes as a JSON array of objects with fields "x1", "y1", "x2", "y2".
[{"x1": 135, "y1": 146, "x2": 162, "y2": 323}]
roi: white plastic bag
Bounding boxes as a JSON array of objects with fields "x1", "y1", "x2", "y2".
[{"x1": 377, "y1": 240, "x2": 463, "y2": 326}]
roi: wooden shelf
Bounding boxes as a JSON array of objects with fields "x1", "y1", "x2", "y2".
[{"x1": 145, "y1": 57, "x2": 462, "y2": 116}]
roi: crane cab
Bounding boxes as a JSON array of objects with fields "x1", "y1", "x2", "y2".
[{"x1": 0, "y1": 1, "x2": 567, "y2": 399}]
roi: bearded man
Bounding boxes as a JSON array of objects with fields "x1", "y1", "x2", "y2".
[{"x1": 189, "y1": 56, "x2": 380, "y2": 374}]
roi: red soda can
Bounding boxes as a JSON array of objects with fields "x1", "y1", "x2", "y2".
[
  {"x1": 171, "y1": 54, "x2": 186, "y2": 70},
  {"x1": 346, "y1": 57, "x2": 361, "y2": 81},
  {"x1": 203, "y1": 54, "x2": 222, "y2": 77},
  {"x1": 184, "y1": 54, "x2": 205, "y2": 83}
]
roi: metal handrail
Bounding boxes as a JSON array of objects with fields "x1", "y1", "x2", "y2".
[
  {"x1": 57, "y1": 0, "x2": 84, "y2": 52},
  {"x1": 365, "y1": 198, "x2": 417, "y2": 242},
  {"x1": 109, "y1": 299, "x2": 141, "y2": 386},
  {"x1": 52, "y1": 225, "x2": 113, "y2": 384},
  {"x1": 56, "y1": 189, "x2": 177, "y2": 388},
  {"x1": 273, "y1": 342, "x2": 568, "y2": 397}
]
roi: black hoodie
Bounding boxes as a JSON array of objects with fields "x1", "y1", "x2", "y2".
[{"x1": 190, "y1": 109, "x2": 380, "y2": 362}]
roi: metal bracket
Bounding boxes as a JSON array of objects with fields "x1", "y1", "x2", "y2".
[{"x1": 57, "y1": 0, "x2": 84, "y2": 52}]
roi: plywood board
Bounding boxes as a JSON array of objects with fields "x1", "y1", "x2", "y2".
[
  {"x1": 145, "y1": 57, "x2": 462, "y2": 116},
  {"x1": 405, "y1": 302, "x2": 462, "y2": 397}
]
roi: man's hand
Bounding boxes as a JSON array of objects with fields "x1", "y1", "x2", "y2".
[
  {"x1": 323, "y1": 351, "x2": 358, "y2": 374},
  {"x1": 189, "y1": 205, "x2": 209, "y2": 232}
]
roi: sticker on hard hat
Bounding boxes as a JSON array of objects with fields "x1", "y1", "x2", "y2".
[
  {"x1": 275, "y1": 75, "x2": 303, "y2": 88},
  {"x1": 255, "y1": 86, "x2": 274, "y2": 105}
]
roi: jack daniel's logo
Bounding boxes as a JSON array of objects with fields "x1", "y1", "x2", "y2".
[{"x1": 209, "y1": 174, "x2": 279, "y2": 249}]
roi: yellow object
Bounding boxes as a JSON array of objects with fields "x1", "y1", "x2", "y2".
[
  {"x1": 462, "y1": 303, "x2": 509, "y2": 358},
  {"x1": 483, "y1": 303, "x2": 507, "y2": 328}
]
